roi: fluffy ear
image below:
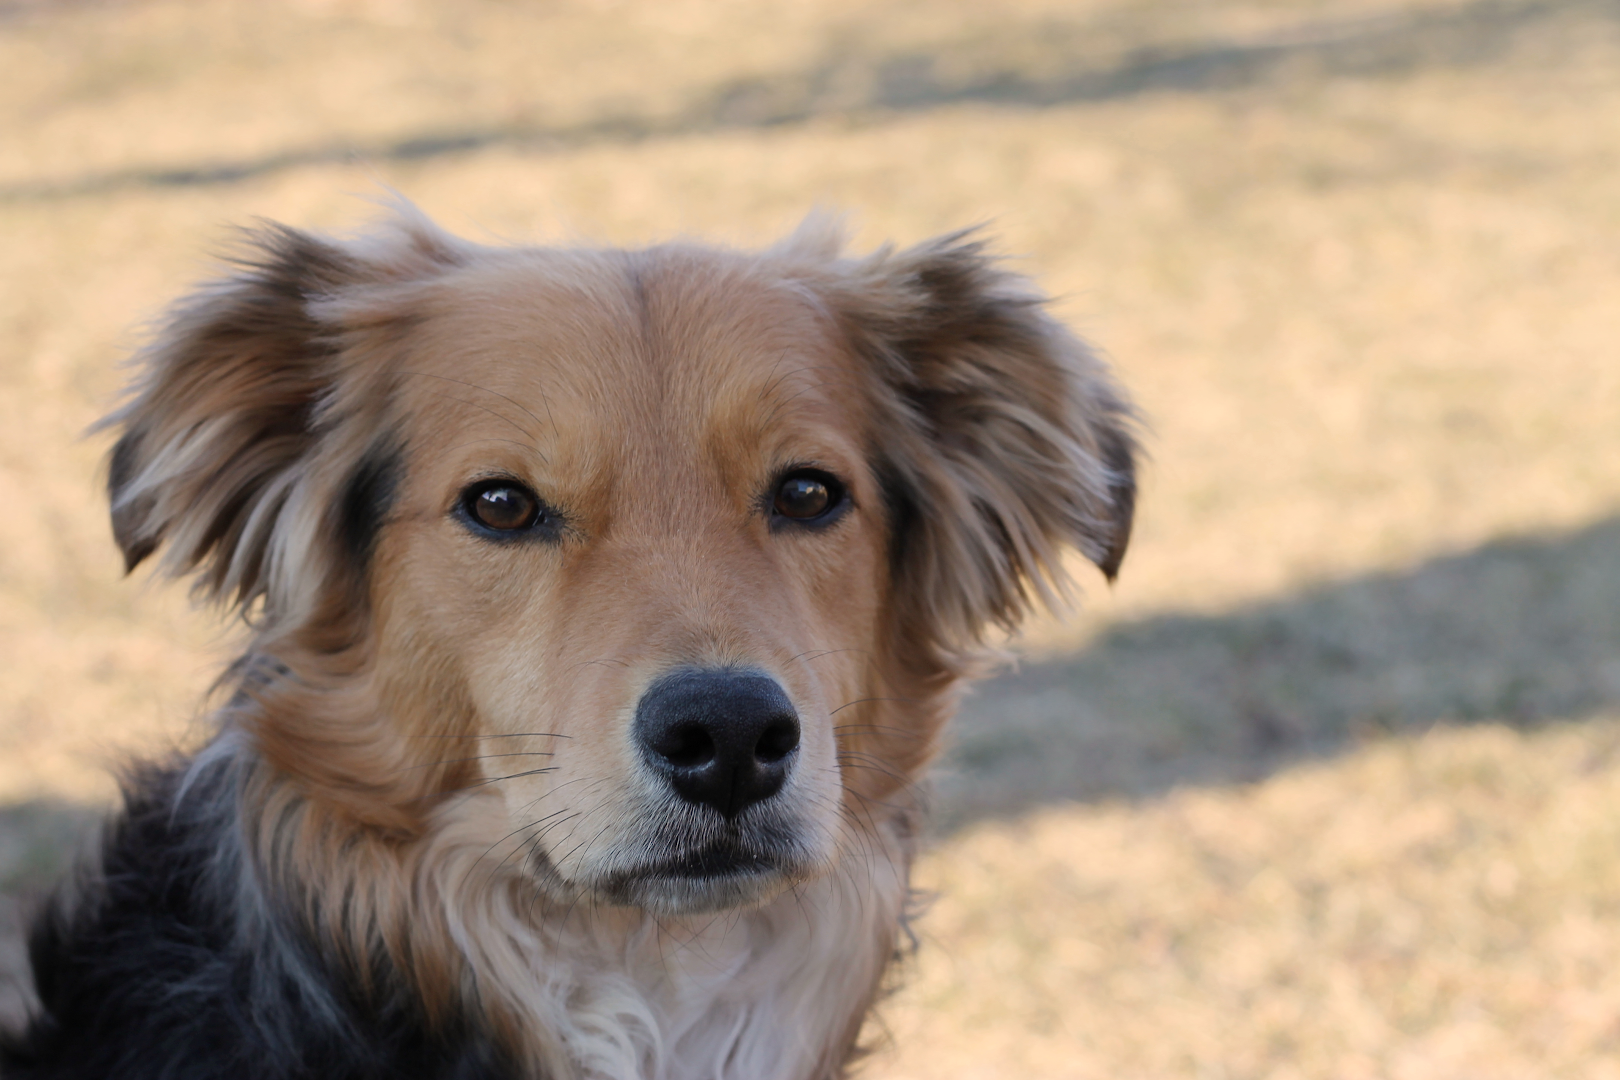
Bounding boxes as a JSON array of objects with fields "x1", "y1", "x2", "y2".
[
  {"x1": 820, "y1": 231, "x2": 1139, "y2": 665},
  {"x1": 101, "y1": 215, "x2": 457, "y2": 619}
]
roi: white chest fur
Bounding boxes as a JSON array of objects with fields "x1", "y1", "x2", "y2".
[{"x1": 421, "y1": 803, "x2": 912, "y2": 1080}]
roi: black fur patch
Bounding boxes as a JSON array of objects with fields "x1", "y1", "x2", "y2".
[
  {"x1": 873, "y1": 458, "x2": 920, "y2": 580},
  {"x1": 338, "y1": 439, "x2": 403, "y2": 573},
  {"x1": 0, "y1": 763, "x2": 511, "y2": 1080}
]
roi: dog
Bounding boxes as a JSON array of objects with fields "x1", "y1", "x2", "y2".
[{"x1": 0, "y1": 206, "x2": 1135, "y2": 1080}]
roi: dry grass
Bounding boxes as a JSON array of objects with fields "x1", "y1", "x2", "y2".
[
  {"x1": 2, "y1": 0, "x2": 1619, "y2": 1075},
  {"x1": 886, "y1": 720, "x2": 1620, "y2": 1080}
]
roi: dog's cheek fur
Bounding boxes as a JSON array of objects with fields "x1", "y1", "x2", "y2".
[{"x1": 803, "y1": 230, "x2": 1139, "y2": 674}]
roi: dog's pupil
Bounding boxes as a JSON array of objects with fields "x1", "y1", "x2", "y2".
[
  {"x1": 775, "y1": 477, "x2": 829, "y2": 519},
  {"x1": 475, "y1": 487, "x2": 534, "y2": 530}
]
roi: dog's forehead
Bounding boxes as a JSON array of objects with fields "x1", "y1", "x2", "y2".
[{"x1": 393, "y1": 246, "x2": 865, "y2": 468}]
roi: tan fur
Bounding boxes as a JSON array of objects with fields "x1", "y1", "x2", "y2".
[{"x1": 104, "y1": 206, "x2": 1136, "y2": 1079}]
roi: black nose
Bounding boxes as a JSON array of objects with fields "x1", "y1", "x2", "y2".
[{"x1": 634, "y1": 670, "x2": 800, "y2": 819}]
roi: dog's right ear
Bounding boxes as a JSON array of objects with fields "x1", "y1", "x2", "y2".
[
  {"x1": 106, "y1": 225, "x2": 359, "y2": 608},
  {"x1": 102, "y1": 217, "x2": 458, "y2": 616}
]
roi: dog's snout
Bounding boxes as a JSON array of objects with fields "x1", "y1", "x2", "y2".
[{"x1": 634, "y1": 670, "x2": 800, "y2": 819}]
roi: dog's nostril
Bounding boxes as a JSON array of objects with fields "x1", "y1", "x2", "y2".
[
  {"x1": 754, "y1": 719, "x2": 799, "y2": 764},
  {"x1": 652, "y1": 723, "x2": 715, "y2": 769}
]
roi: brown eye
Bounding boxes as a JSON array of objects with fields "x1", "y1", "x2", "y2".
[
  {"x1": 467, "y1": 483, "x2": 541, "y2": 531},
  {"x1": 773, "y1": 472, "x2": 842, "y2": 521}
]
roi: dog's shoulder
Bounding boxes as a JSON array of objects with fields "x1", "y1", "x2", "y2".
[{"x1": 0, "y1": 761, "x2": 512, "y2": 1080}]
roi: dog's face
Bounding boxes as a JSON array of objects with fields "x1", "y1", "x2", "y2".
[
  {"x1": 367, "y1": 250, "x2": 889, "y2": 912},
  {"x1": 103, "y1": 212, "x2": 1135, "y2": 917}
]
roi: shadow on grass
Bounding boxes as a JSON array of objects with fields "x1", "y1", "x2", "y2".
[
  {"x1": 936, "y1": 514, "x2": 1620, "y2": 830},
  {"x1": 3, "y1": 0, "x2": 1608, "y2": 200}
]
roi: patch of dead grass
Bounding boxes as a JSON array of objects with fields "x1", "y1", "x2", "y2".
[{"x1": 874, "y1": 721, "x2": 1620, "y2": 1080}]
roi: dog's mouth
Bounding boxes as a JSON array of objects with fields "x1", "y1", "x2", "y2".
[
  {"x1": 524, "y1": 793, "x2": 832, "y2": 916},
  {"x1": 590, "y1": 840, "x2": 796, "y2": 915},
  {"x1": 638, "y1": 843, "x2": 779, "y2": 881}
]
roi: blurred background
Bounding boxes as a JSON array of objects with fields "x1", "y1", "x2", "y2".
[{"x1": 3, "y1": 0, "x2": 1620, "y2": 1074}]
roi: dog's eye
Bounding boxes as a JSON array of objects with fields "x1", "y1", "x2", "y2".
[
  {"x1": 773, "y1": 471, "x2": 844, "y2": 522},
  {"x1": 465, "y1": 482, "x2": 542, "y2": 532}
]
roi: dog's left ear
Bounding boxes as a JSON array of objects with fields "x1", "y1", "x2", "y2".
[{"x1": 811, "y1": 229, "x2": 1139, "y2": 662}]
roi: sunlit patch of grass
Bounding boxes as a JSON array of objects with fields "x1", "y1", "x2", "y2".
[{"x1": 875, "y1": 720, "x2": 1620, "y2": 1079}]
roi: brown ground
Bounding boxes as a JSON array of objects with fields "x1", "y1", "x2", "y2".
[{"x1": 3, "y1": 0, "x2": 1619, "y2": 1075}]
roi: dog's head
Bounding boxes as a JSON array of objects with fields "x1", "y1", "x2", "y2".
[{"x1": 104, "y1": 210, "x2": 1135, "y2": 916}]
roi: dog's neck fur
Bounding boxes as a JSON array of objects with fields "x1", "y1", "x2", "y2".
[{"x1": 220, "y1": 729, "x2": 916, "y2": 1080}]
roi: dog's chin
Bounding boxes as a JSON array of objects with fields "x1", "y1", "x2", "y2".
[{"x1": 591, "y1": 845, "x2": 808, "y2": 916}]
